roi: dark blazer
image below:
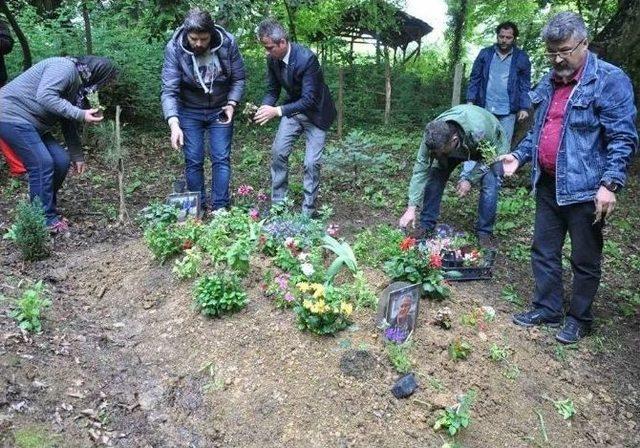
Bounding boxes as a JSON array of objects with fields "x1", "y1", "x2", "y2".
[
  {"x1": 466, "y1": 45, "x2": 531, "y2": 114},
  {"x1": 0, "y1": 20, "x2": 14, "y2": 86},
  {"x1": 262, "y1": 42, "x2": 336, "y2": 131}
]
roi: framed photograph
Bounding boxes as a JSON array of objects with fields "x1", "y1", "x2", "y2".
[
  {"x1": 384, "y1": 284, "x2": 420, "y2": 343},
  {"x1": 166, "y1": 192, "x2": 200, "y2": 222}
]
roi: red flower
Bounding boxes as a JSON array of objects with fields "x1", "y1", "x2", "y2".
[
  {"x1": 399, "y1": 237, "x2": 417, "y2": 251},
  {"x1": 182, "y1": 239, "x2": 193, "y2": 250},
  {"x1": 429, "y1": 253, "x2": 443, "y2": 269}
]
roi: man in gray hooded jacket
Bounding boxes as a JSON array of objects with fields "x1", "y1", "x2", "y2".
[{"x1": 161, "y1": 9, "x2": 245, "y2": 211}]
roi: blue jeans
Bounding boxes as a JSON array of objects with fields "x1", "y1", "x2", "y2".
[
  {"x1": 179, "y1": 107, "x2": 233, "y2": 210},
  {"x1": 0, "y1": 122, "x2": 70, "y2": 225},
  {"x1": 531, "y1": 173, "x2": 603, "y2": 323},
  {"x1": 419, "y1": 157, "x2": 501, "y2": 236},
  {"x1": 495, "y1": 113, "x2": 516, "y2": 148},
  {"x1": 271, "y1": 114, "x2": 326, "y2": 214}
]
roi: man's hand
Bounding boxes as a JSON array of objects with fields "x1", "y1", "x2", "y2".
[
  {"x1": 254, "y1": 105, "x2": 279, "y2": 125},
  {"x1": 456, "y1": 180, "x2": 471, "y2": 197},
  {"x1": 594, "y1": 185, "x2": 616, "y2": 223},
  {"x1": 221, "y1": 104, "x2": 235, "y2": 124},
  {"x1": 169, "y1": 121, "x2": 184, "y2": 150},
  {"x1": 517, "y1": 110, "x2": 529, "y2": 122},
  {"x1": 71, "y1": 161, "x2": 87, "y2": 175},
  {"x1": 399, "y1": 206, "x2": 417, "y2": 229},
  {"x1": 84, "y1": 108, "x2": 104, "y2": 123},
  {"x1": 498, "y1": 153, "x2": 520, "y2": 177}
]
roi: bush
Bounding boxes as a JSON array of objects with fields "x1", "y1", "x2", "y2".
[
  {"x1": 293, "y1": 282, "x2": 353, "y2": 335},
  {"x1": 6, "y1": 199, "x2": 50, "y2": 261},
  {"x1": 143, "y1": 223, "x2": 182, "y2": 263},
  {"x1": 9, "y1": 281, "x2": 51, "y2": 333},
  {"x1": 194, "y1": 273, "x2": 248, "y2": 317}
]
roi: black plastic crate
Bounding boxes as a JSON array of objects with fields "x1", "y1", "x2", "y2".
[{"x1": 441, "y1": 249, "x2": 497, "y2": 281}]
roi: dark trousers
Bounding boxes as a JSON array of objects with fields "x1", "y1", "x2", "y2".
[{"x1": 531, "y1": 173, "x2": 604, "y2": 323}]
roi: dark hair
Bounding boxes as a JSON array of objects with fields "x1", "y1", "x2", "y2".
[
  {"x1": 257, "y1": 18, "x2": 288, "y2": 43},
  {"x1": 424, "y1": 120, "x2": 456, "y2": 152},
  {"x1": 496, "y1": 21, "x2": 519, "y2": 38},
  {"x1": 183, "y1": 8, "x2": 215, "y2": 34}
]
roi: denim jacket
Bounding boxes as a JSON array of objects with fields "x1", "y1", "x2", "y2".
[{"x1": 512, "y1": 52, "x2": 638, "y2": 205}]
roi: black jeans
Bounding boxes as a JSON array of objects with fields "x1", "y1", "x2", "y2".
[{"x1": 531, "y1": 173, "x2": 604, "y2": 323}]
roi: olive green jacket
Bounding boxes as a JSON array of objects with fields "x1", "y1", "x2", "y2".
[{"x1": 407, "y1": 104, "x2": 509, "y2": 206}]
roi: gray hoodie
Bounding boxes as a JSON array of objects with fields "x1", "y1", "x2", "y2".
[{"x1": 161, "y1": 25, "x2": 245, "y2": 120}]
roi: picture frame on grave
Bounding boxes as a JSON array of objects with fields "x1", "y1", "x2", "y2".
[
  {"x1": 383, "y1": 283, "x2": 420, "y2": 344},
  {"x1": 166, "y1": 192, "x2": 200, "y2": 222}
]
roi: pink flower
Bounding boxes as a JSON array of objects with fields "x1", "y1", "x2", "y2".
[
  {"x1": 284, "y1": 237, "x2": 297, "y2": 250},
  {"x1": 249, "y1": 208, "x2": 260, "y2": 221},
  {"x1": 237, "y1": 184, "x2": 254, "y2": 196},
  {"x1": 275, "y1": 273, "x2": 290, "y2": 289},
  {"x1": 257, "y1": 191, "x2": 268, "y2": 202},
  {"x1": 326, "y1": 223, "x2": 339, "y2": 237},
  {"x1": 284, "y1": 292, "x2": 295, "y2": 302}
]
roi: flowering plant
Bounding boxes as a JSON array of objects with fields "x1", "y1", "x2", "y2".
[
  {"x1": 293, "y1": 282, "x2": 353, "y2": 335},
  {"x1": 263, "y1": 270, "x2": 297, "y2": 308}
]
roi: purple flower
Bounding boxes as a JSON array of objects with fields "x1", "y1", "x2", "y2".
[
  {"x1": 284, "y1": 292, "x2": 295, "y2": 302},
  {"x1": 249, "y1": 208, "x2": 260, "y2": 221},
  {"x1": 257, "y1": 191, "x2": 268, "y2": 202},
  {"x1": 385, "y1": 326, "x2": 408, "y2": 343},
  {"x1": 237, "y1": 185, "x2": 254, "y2": 196},
  {"x1": 275, "y1": 273, "x2": 290, "y2": 289}
]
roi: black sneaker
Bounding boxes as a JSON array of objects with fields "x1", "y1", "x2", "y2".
[
  {"x1": 512, "y1": 309, "x2": 562, "y2": 328},
  {"x1": 555, "y1": 316, "x2": 590, "y2": 344}
]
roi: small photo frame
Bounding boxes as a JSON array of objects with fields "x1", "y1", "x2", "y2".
[
  {"x1": 166, "y1": 192, "x2": 200, "y2": 222},
  {"x1": 384, "y1": 284, "x2": 420, "y2": 343}
]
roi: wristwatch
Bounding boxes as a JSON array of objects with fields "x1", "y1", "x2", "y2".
[{"x1": 600, "y1": 180, "x2": 621, "y2": 193}]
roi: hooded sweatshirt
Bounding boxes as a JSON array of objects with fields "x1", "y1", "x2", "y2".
[
  {"x1": 161, "y1": 24, "x2": 245, "y2": 120},
  {"x1": 0, "y1": 56, "x2": 117, "y2": 160}
]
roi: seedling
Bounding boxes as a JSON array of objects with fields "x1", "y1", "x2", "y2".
[
  {"x1": 386, "y1": 341, "x2": 413, "y2": 373},
  {"x1": 478, "y1": 140, "x2": 499, "y2": 162},
  {"x1": 433, "y1": 389, "x2": 477, "y2": 436},
  {"x1": 553, "y1": 399, "x2": 575, "y2": 420},
  {"x1": 242, "y1": 102, "x2": 258, "y2": 123},
  {"x1": 503, "y1": 364, "x2": 520, "y2": 380},
  {"x1": 448, "y1": 338, "x2": 472, "y2": 361},
  {"x1": 488, "y1": 343, "x2": 509, "y2": 362},
  {"x1": 9, "y1": 281, "x2": 51, "y2": 333}
]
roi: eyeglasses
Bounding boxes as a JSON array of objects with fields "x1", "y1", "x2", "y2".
[{"x1": 545, "y1": 38, "x2": 586, "y2": 60}]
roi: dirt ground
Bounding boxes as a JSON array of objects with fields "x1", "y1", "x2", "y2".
[{"x1": 0, "y1": 139, "x2": 639, "y2": 448}]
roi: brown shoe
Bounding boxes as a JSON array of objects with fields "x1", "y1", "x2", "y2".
[{"x1": 477, "y1": 233, "x2": 495, "y2": 249}]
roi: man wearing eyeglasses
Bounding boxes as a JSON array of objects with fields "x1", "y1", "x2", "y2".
[{"x1": 500, "y1": 12, "x2": 638, "y2": 344}]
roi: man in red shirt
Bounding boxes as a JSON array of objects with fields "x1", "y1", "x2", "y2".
[{"x1": 500, "y1": 12, "x2": 637, "y2": 344}]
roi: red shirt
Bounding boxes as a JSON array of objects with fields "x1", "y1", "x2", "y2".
[{"x1": 537, "y1": 66, "x2": 585, "y2": 175}]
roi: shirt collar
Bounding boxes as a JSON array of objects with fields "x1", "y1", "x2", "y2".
[
  {"x1": 282, "y1": 43, "x2": 292, "y2": 65},
  {"x1": 494, "y1": 44, "x2": 513, "y2": 60}
]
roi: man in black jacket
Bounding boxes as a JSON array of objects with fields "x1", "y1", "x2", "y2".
[
  {"x1": 254, "y1": 19, "x2": 336, "y2": 216},
  {"x1": 0, "y1": 19, "x2": 13, "y2": 87}
]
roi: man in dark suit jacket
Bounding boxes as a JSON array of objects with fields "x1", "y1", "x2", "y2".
[{"x1": 254, "y1": 18, "x2": 336, "y2": 216}]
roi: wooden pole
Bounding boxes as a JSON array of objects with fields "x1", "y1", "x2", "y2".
[
  {"x1": 114, "y1": 105, "x2": 128, "y2": 223},
  {"x1": 384, "y1": 48, "x2": 391, "y2": 126},
  {"x1": 337, "y1": 66, "x2": 344, "y2": 140}
]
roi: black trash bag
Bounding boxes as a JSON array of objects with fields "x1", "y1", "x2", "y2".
[{"x1": 391, "y1": 373, "x2": 418, "y2": 399}]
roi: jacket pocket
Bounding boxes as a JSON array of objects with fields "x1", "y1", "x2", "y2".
[{"x1": 568, "y1": 97, "x2": 599, "y2": 131}]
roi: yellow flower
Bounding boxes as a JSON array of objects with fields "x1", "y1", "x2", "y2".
[
  {"x1": 297, "y1": 282, "x2": 311, "y2": 293},
  {"x1": 303, "y1": 299, "x2": 313, "y2": 310},
  {"x1": 312, "y1": 284, "x2": 325, "y2": 299},
  {"x1": 340, "y1": 302, "x2": 353, "y2": 316}
]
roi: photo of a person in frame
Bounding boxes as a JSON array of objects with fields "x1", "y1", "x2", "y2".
[{"x1": 385, "y1": 285, "x2": 420, "y2": 343}]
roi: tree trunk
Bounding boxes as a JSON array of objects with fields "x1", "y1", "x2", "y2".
[
  {"x1": 282, "y1": 0, "x2": 297, "y2": 42},
  {"x1": 451, "y1": 62, "x2": 464, "y2": 106},
  {"x1": 448, "y1": 0, "x2": 468, "y2": 72},
  {"x1": 0, "y1": 0, "x2": 32, "y2": 70},
  {"x1": 82, "y1": 1, "x2": 93, "y2": 55},
  {"x1": 384, "y1": 48, "x2": 391, "y2": 126},
  {"x1": 337, "y1": 67, "x2": 344, "y2": 140},
  {"x1": 592, "y1": 0, "x2": 640, "y2": 103}
]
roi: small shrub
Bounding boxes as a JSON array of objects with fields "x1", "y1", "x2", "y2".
[
  {"x1": 144, "y1": 223, "x2": 182, "y2": 263},
  {"x1": 9, "y1": 281, "x2": 51, "y2": 333},
  {"x1": 172, "y1": 248, "x2": 203, "y2": 280},
  {"x1": 7, "y1": 199, "x2": 50, "y2": 261},
  {"x1": 194, "y1": 273, "x2": 247, "y2": 317},
  {"x1": 293, "y1": 282, "x2": 353, "y2": 335},
  {"x1": 433, "y1": 389, "x2": 477, "y2": 437},
  {"x1": 448, "y1": 338, "x2": 472, "y2": 361},
  {"x1": 138, "y1": 202, "x2": 179, "y2": 228},
  {"x1": 386, "y1": 341, "x2": 413, "y2": 373}
]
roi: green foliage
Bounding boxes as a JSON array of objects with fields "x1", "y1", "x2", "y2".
[
  {"x1": 12, "y1": 425, "x2": 62, "y2": 448},
  {"x1": 194, "y1": 273, "x2": 248, "y2": 317},
  {"x1": 6, "y1": 199, "x2": 50, "y2": 261},
  {"x1": 138, "y1": 202, "x2": 179, "y2": 229},
  {"x1": 386, "y1": 341, "x2": 413, "y2": 373},
  {"x1": 143, "y1": 223, "x2": 182, "y2": 264},
  {"x1": 353, "y1": 224, "x2": 404, "y2": 267},
  {"x1": 500, "y1": 285, "x2": 525, "y2": 308},
  {"x1": 488, "y1": 343, "x2": 509, "y2": 362},
  {"x1": 294, "y1": 283, "x2": 353, "y2": 335},
  {"x1": 349, "y1": 270, "x2": 378, "y2": 309},
  {"x1": 172, "y1": 248, "x2": 203, "y2": 280},
  {"x1": 9, "y1": 281, "x2": 51, "y2": 333},
  {"x1": 448, "y1": 338, "x2": 472, "y2": 361},
  {"x1": 434, "y1": 389, "x2": 477, "y2": 437},
  {"x1": 553, "y1": 399, "x2": 576, "y2": 420},
  {"x1": 322, "y1": 234, "x2": 358, "y2": 281},
  {"x1": 495, "y1": 187, "x2": 535, "y2": 236},
  {"x1": 225, "y1": 235, "x2": 256, "y2": 277}
]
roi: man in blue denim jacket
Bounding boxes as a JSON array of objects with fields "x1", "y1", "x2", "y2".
[{"x1": 501, "y1": 12, "x2": 638, "y2": 344}]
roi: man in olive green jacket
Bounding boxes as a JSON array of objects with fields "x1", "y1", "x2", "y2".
[{"x1": 399, "y1": 104, "x2": 508, "y2": 246}]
